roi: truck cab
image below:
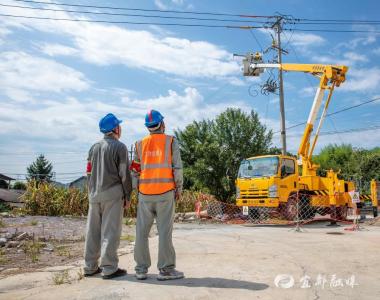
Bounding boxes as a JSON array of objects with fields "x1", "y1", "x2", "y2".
[{"x1": 236, "y1": 155, "x2": 298, "y2": 208}]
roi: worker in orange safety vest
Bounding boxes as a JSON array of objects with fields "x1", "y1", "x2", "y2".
[{"x1": 130, "y1": 109, "x2": 184, "y2": 281}]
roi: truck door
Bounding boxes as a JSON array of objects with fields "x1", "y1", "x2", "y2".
[{"x1": 279, "y1": 158, "x2": 298, "y2": 202}]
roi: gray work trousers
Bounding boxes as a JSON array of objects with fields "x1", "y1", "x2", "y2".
[
  {"x1": 134, "y1": 193, "x2": 176, "y2": 274},
  {"x1": 84, "y1": 198, "x2": 124, "y2": 276}
]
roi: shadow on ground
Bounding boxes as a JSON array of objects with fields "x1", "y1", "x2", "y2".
[
  {"x1": 243, "y1": 220, "x2": 353, "y2": 229},
  {"x1": 114, "y1": 276, "x2": 269, "y2": 291}
]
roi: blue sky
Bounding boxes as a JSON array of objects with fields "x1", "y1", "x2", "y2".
[{"x1": 0, "y1": 0, "x2": 379, "y2": 183}]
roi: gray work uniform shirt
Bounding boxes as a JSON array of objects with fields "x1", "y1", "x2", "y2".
[
  {"x1": 87, "y1": 135, "x2": 132, "y2": 203},
  {"x1": 132, "y1": 130, "x2": 183, "y2": 202}
]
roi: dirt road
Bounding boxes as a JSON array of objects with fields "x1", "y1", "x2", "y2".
[{"x1": 0, "y1": 222, "x2": 379, "y2": 300}]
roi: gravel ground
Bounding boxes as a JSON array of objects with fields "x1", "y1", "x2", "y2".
[{"x1": 0, "y1": 215, "x2": 137, "y2": 277}]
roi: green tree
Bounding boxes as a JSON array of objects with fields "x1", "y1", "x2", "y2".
[
  {"x1": 313, "y1": 144, "x2": 357, "y2": 180},
  {"x1": 313, "y1": 144, "x2": 380, "y2": 193},
  {"x1": 27, "y1": 154, "x2": 54, "y2": 183},
  {"x1": 12, "y1": 181, "x2": 27, "y2": 190},
  {"x1": 355, "y1": 150, "x2": 380, "y2": 192},
  {"x1": 175, "y1": 108, "x2": 273, "y2": 201}
]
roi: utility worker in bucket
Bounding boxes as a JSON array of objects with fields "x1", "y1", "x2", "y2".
[
  {"x1": 84, "y1": 113, "x2": 132, "y2": 279},
  {"x1": 130, "y1": 109, "x2": 184, "y2": 281}
]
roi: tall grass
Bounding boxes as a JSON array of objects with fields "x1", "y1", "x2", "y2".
[
  {"x1": 23, "y1": 181, "x2": 88, "y2": 216},
  {"x1": 176, "y1": 190, "x2": 213, "y2": 213},
  {"x1": 23, "y1": 181, "x2": 213, "y2": 217}
]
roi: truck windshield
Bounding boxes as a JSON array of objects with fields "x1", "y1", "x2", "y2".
[{"x1": 238, "y1": 157, "x2": 279, "y2": 178}]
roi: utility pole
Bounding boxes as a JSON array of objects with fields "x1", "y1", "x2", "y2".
[
  {"x1": 240, "y1": 15, "x2": 290, "y2": 154},
  {"x1": 273, "y1": 16, "x2": 287, "y2": 155}
]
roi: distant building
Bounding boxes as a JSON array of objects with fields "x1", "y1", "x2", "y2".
[
  {"x1": 0, "y1": 173, "x2": 15, "y2": 189},
  {"x1": 69, "y1": 176, "x2": 87, "y2": 190},
  {"x1": 51, "y1": 181, "x2": 67, "y2": 188},
  {"x1": 0, "y1": 188, "x2": 24, "y2": 208}
]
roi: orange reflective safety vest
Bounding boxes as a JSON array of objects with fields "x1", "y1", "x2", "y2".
[{"x1": 136, "y1": 134, "x2": 175, "y2": 195}]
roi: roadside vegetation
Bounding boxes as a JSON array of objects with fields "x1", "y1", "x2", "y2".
[
  {"x1": 22, "y1": 182, "x2": 209, "y2": 217},
  {"x1": 23, "y1": 181, "x2": 88, "y2": 216},
  {"x1": 13, "y1": 108, "x2": 380, "y2": 215},
  {"x1": 313, "y1": 144, "x2": 380, "y2": 193}
]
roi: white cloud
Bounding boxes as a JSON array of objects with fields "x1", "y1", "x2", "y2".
[
  {"x1": 71, "y1": 28, "x2": 239, "y2": 77},
  {"x1": 0, "y1": 52, "x2": 89, "y2": 100},
  {"x1": 148, "y1": 25, "x2": 175, "y2": 37},
  {"x1": 0, "y1": 2, "x2": 239, "y2": 79},
  {"x1": 226, "y1": 76, "x2": 245, "y2": 86},
  {"x1": 155, "y1": 0, "x2": 186, "y2": 9},
  {"x1": 336, "y1": 35, "x2": 376, "y2": 51},
  {"x1": 289, "y1": 32, "x2": 325, "y2": 47},
  {"x1": 342, "y1": 67, "x2": 380, "y2": 92},
  {"x1": 343, "y1": 52, "x2": 368, "y2": 63},
  {"x1": 0, "y1": 87, "x2": 251, "y2": 144},
  {"x1": 0, "y1": 86, "x2": 279, "y2": 178},
  {"x1": 0, "y1": 26, "x2": 10, "y2": 44},
  {"x1": 298, "y1": 86, "x2": 315, "y2": 97},
  {"x1": 172, "y1": 0, "x2": 185, "y2": 5},
  {"x1": 38, "y1": 43, "x2": 79, "y2": 56},
  {"x1": 312, "y1": 51, "x2": 368, "y2": 67},
  {"x1": 121, "y1": 87, "x2": 252, "y2": 136},
  {"x1": 285, "y1": 129, "x2": 380, "y2": 154},
  {"x1": 154, "y1": 0, "x2": 168, "y2": 10},
  {"x1": 0, "y1": 97, "x2": 99, "y2": 143}
]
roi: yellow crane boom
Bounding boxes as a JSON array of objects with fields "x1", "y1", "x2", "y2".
[{"x1": 247, "y1": 61, "x2": 348, "y2": 176}]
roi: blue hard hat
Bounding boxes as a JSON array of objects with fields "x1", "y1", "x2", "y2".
[
  {"x1": 99, "y1": 113, "x2": 122, "y2": 133},
  {"x1": 145, "y1": 110, "x2": 164, "y2": 127}
]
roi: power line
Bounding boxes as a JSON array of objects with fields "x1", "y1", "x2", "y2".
[
  {"x1": 0, "y1": 152, "x2": 87, "y2": 156},
  {"x1": 2, "y1": 12, "x2": 380, "y2": 33},
  {"x1": 0, "y1": 3, "x2": 270, "y2": 24},
  {"x1": 297, "y1": 21, "x2": 380, "y2": 25},
  {"x1": 0, "y1": 160, "x2": 86, "y2": 166},
  {"x1": 289, "y1": 28, "x2": 380, "y2": 33},
  {"x1": 286, "y1": 124, "x2": 380, "y2": 138},
  {"x1": 273, "y1": 96, "x2": 380, "y2": 134},
  {"x1": 11, "y1": 0, "x2": 272, "y2": 18},
  {"x1": 0, "y1": 149, "x2": 133, "y2": 156},
  {"x1": 297, "y1": 17, "x2": 380, "y2": 23},
  {"x1": 248, "y1": 29, "x2": 264, "y2": 52},
  {"x1": 3, "y1": 172, "x2": 84, "y2": 175},
  {"x1": 0, "y1": 13, "x2": 264, "y2": 28},
  {"x1": 12, "y1": 0, "x2": 380, "y2": 24}
]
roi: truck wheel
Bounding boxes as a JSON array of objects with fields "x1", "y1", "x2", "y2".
[
  {"x1": 334, "y1": 205, "x2": 348, "y2": 220},
  {"x1": 248, "y1": 207, "x2": 260, "y2": 221},
  {"x1": 316, "y1": 207, "x2": 329, "y2": 216},
  {"x1": 299, "y1": 194, "x2": 316, "y2": 220},
  {"x1": 282, "y1": 195, "x2": 297, "y2": 220}
]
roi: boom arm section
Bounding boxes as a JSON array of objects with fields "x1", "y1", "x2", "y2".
[{"x1": 247, "y1": 62, "x2": 348, "y2": 175}]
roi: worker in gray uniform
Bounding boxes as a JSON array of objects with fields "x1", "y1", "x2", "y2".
[
  {"x1": 130, "y1": 109, "x2": 184, "y2": 281},
  {"x1": 84, "y1": 113, "x2": 132, "y2": 279}
]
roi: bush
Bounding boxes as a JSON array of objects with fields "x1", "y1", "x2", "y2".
[
  {"x1": 23, "y1": 181, "x2": 212, "y2": 217},
  {"x1": 176, "y1": 190, "x2": 206, "y2": 213},
  {"x1": 124, "y1": 191, "x2": 138, "y2": 218},
  {"x1": 0, "y1": 202, "x2": 11, "y2": 213},
  {"x1": 13, "y1": 181, "x2": 27, "y2": 190},
  {"x1": 23, "y1": 181, "x2": 88, "y2": 216}
]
